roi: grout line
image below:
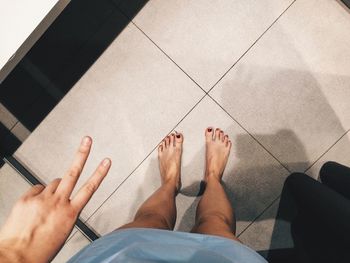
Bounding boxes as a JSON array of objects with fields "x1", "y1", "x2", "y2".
[
  {"x1": 207, "y1": 0, "x2": 297, "y2": 94},
  {"x1": 114, "y1": 6, "x2": 207, "y2": 95},
  {"x1": 131, "y1": 21, "x2": 208, "y2": 95},
  {"x1": 237, "y1": 195, "x2": 281, "y2": 238},
  {"x1": 74, "y1": 0, "x2": 296, "y2": 235},
  {"x1": 303, "y1": 129, "x2": 350, "y2": 173},
  {"x1": 84, "y1": 94, "x2": 207, "y2": 223},
  {"x1": 9, "y1": 120, "x2": 19, "y2": 131},
  {"x1": 208, "y1": 94, "x2": 291, "y2": 173}
]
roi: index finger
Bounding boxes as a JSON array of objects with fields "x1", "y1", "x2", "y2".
[
  {"x1": 71, "y1": 158, "x2": 111, "y2": 212},
  {"x1": 55, "y1": 136, "x2": 92, "y2": 199}
]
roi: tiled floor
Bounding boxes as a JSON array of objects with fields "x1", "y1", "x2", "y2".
[{"x1": 1, "y1": 0, "x2": 350, "y2": 260}]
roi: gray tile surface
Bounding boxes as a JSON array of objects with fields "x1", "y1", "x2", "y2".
[
  {"x1": 8, "y1": 0, "x2": 350, "y2": 255},
  {"x1": 14, "y1": 19, "x2": 204, "y2": 220},
  {"x1": 118, "y1": 0, "x2": 294, "y2": 90},
  {"x1": 210, "y1": 0, "x2": 350, "y2": 172}
]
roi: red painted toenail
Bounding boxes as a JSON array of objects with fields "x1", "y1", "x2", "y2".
[
  {"x1": 176, "y1": 134, "x2": 181, "y2": 138},
  {"x1": 208, "y1": 128, "x2": 212, "y2": 132}
]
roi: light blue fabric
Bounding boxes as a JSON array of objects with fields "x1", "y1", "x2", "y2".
[{"x1": 68, "y1": 228, "x2": 267, "y2": 263}]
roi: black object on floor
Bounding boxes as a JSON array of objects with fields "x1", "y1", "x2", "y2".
[{"x1": 266, "y1": 162, "x2": 350, "y2": 263}]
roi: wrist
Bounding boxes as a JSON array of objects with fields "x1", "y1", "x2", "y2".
[{"x1": 0, "y1": 243, "x2": 27, "y2": 263}]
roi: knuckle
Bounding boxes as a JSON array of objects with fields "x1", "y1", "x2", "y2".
[
  {"x1": 68, "y1": 166, "x2": 81, "y2": 178},
  {"x1": 78, "y1": 145, "x2": 89, "y2": 154},
  {"x1": 85, "y1": 182, "x2": 97, "y2": 194}
]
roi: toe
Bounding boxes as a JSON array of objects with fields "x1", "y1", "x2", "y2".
[
  {"x1": 165, "y1": 136, "x2": 170, "y2": 147},
  {"x1": 214, "y1": 128, "x2": 221, "y2": 140},
  {"x1": 219, "y1": 130, "x2": 224, "y2": 142},
  {"x1": 158, "y1": 144, "x2": 163, "y2": 154},
  {"x1": 175, "y1": 133, "x2": 184, "y2": 145},
  {"x1": 205, "y1": 127, "x2": 214, "y2": 141},
  {"x1": 224, "y1": 135, "x2": 229, "y2": 143},
  {"x1": 226, "y1": 140, "x2": 232, "y2": 149},
  {"x1": 170, "y1": 133, "x2": 175, "y2": 146}
]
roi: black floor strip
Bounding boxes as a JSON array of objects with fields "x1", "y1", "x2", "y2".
[{"x1": 3, "y1": 156, "x2": 100, "y2": 242}]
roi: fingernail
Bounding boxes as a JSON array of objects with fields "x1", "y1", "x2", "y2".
[
  {"x1": 83, "y1": 136, "x2": 91, "y2": 146},
  {"x1": 102, "y1": 158, "x2": 111, "y2": 167},
  {"x1": 176, "y1": 134, "x2": 181, "y2": 138},
  {"x1": 208, "y1": 128, "x2": 212, "y2": 132}
]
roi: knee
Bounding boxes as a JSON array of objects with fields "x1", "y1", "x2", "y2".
[
  {"x1": 285, "y1": 172, "x2": 309, "y2": 188},
  {"x1": 196, "y1": 213, "x2": 233, "y2": 228},
  {"x1": 319, "y1": 161, "x2": 341, "y2": 183},
  {"x1": 135, "y1": 211, "x2": 173, "y2": 229}
]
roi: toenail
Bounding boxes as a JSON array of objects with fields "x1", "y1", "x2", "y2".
[
  {"x1": 176, "y1": 134, "x2": 181, "y2": 138},
  {"x1": 208, "y1": 128, "x2": 212, "y2": 132}
]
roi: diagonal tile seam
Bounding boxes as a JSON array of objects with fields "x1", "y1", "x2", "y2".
[
  {"x1": 236, "y1": 130, "x2": 350, "y2": 240},
  {"x1": 114, "y1": 6, "x2": 207, "y2": 95},
  {"x1": 303, "y1": 129, "x2": 350, "y2": 174},
  {"x1": 65, "y1": 94, "x2": 208, "y2": 243},
  {"x1": 207, "y1": 94, "x2": 291, "y2": 174},
  {"x1": 66, "y1": 0, "x2": 297, "y2": 243},
  {"x1": 237, "y1": 195, "x2": 281, "y2": 238},
  {"x1": 207, "y1": 0, "x2": 297, "y2": 94},
  {"x1": 9, "y1": 120, "x2": 19, "y2": 131},
  {"x1": 115, "y1": 1, "x2": 297, "y2": 98}
]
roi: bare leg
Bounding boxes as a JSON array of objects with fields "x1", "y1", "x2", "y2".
[
  {"x1": 118, "y1": 133, "x2": 183, "y2": 231},
  {"x1": 191, "y1": 128, "x2": 239, "y2": 241}
]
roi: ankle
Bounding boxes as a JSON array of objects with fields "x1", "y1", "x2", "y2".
[
  {"x1": 205, "y1": 171, "x2": 222, "y2": 182},
  {"x1": 162, "y1": 177, "x2": 180, "y2": 192}
]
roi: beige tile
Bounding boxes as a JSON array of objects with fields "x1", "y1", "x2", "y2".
[
  {"x1": 211, "y1": 0, "x2": 350, "y2": 172},
  {"x1": 117, "y1": 0, "x2": 294, "y2": 90},
  {"x1": 0, "y1": 103, "x2": 17, "y2": 129},
  {"x1": 14, "y1": 18, "x2": 204, "y2": 220},
  {"x1": 11, "y1": 122, "x2": 31, "y2": 142},
  {"x1": 52, "y1": 231, "x2": 90, "y2": 263},
  {"x1": 238, "y1": 199, "x2": 294, "y2": 253},
  {"x1": 87, "y1": 97, "x2": 289, "y2": 235},
  {"x1": 0, "y1": 164, "x2": 31, "y2": 226},
  {"x1": 306, "y1": 131, "x2": 350, "y2": 179}
]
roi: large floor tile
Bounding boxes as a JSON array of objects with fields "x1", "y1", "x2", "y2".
[
  {"x1": 306, "y1": 131, "x2": 350, "y2": 179},
  {"x1": 117, "y1": 0, "x2": 293, "y2": 90},
  {"x1": 0, "y1": 164, "x2": 31, "y2": 225},
  {"x1": 87, "y1": 96, "x2": 289, "y2": 236},
  {"x1": 211, "y1": 0, "x2": 350, "y2": 172},
  {"x1": 14, "y1": 17, "x2": 204, "y2": 220}
]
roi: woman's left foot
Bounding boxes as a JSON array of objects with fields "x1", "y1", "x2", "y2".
[{"x1": 158, "y1": 133, "x2": 183, "y2": 192}]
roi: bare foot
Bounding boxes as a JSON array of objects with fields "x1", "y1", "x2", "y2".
[
  {"x1": 158, "y1": 133, "x2": 183, "y2": 192},
  {"x1": 204, "y1": 127, "x2": 232, "y2": 181}
]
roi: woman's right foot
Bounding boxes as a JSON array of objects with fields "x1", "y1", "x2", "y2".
[{"x1": 204, "y1": 127, "x2": 232, "y2": 182}]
